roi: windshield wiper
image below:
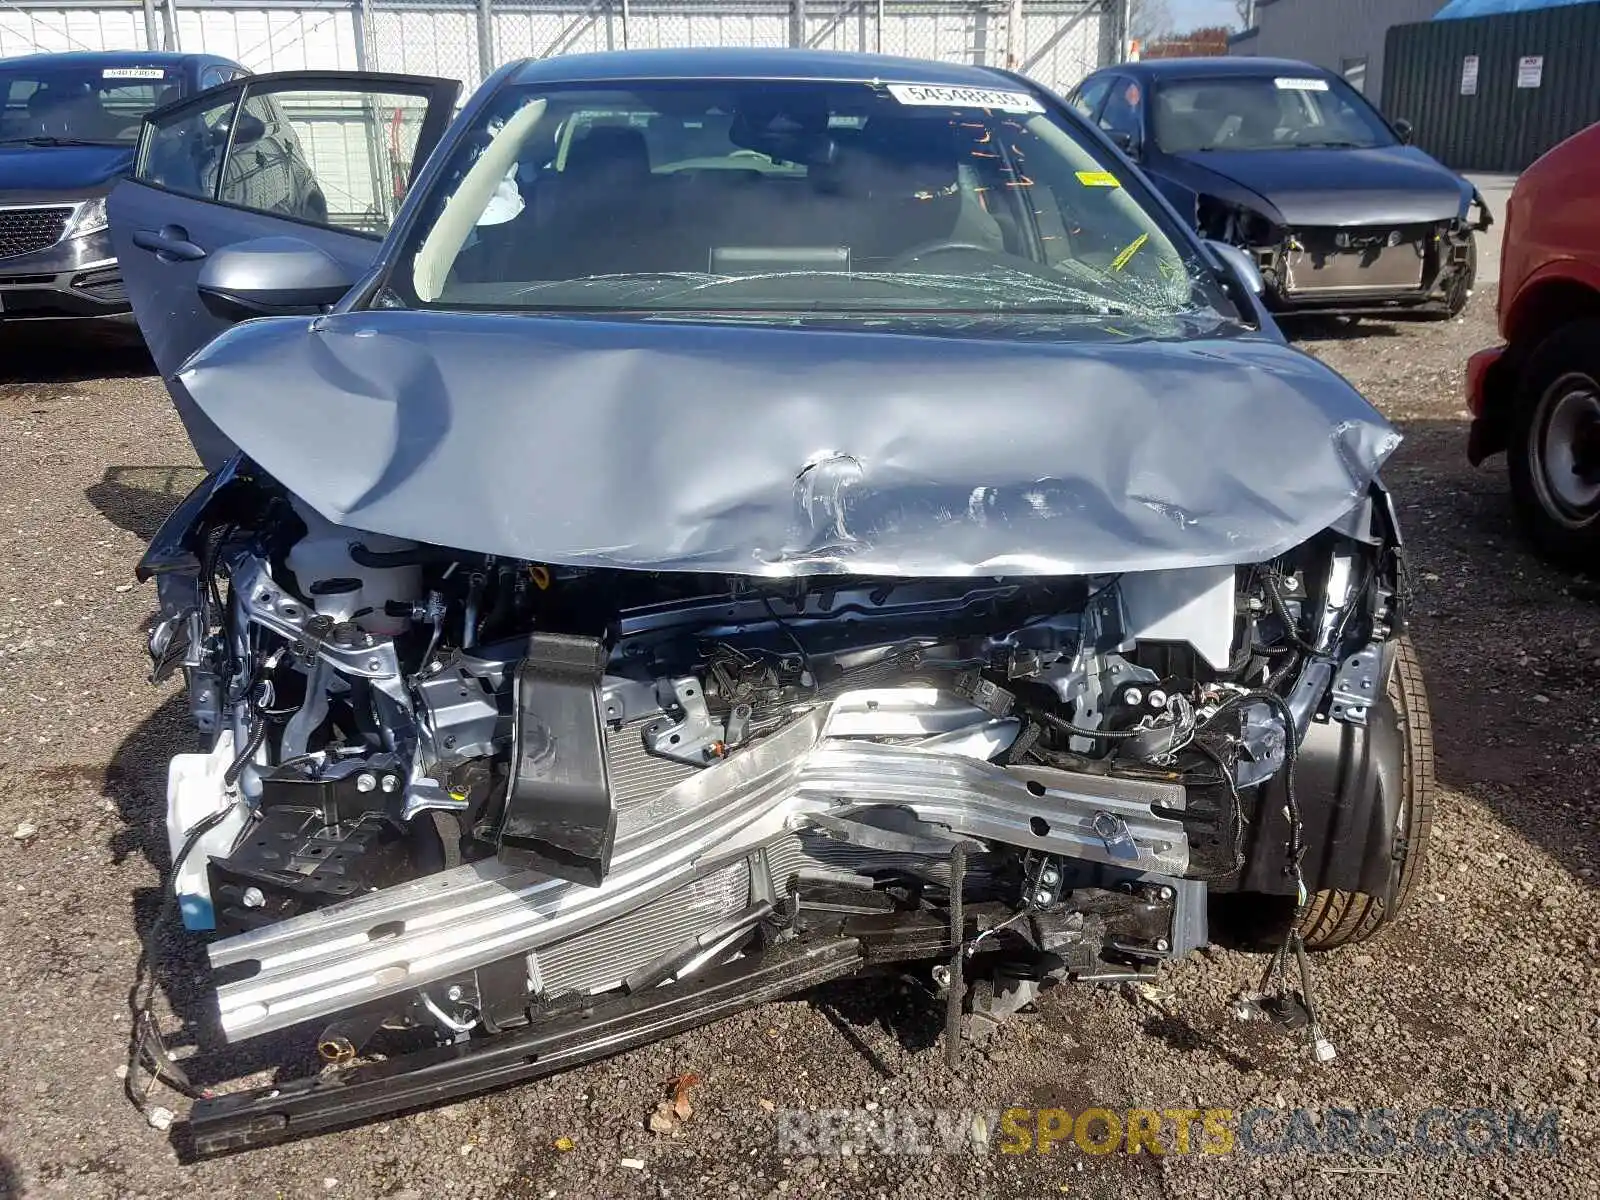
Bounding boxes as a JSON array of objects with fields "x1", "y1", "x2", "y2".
[
  {"x1": 1290, "y1": 140, "x2": 1369, "y2": 149},
  {"x1": 0, "y1": 135, "x2": 125, "y2": 147}
]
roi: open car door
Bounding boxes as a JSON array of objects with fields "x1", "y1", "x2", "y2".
[{"x1": 108, "y1": 70, "x2": 460, "y2": 465}]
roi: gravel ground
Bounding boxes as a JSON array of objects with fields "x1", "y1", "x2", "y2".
[{"x1": 0, "y1": 298, "x2": 1597, "y2": 1200}]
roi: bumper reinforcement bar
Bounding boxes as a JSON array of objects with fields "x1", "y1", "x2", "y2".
[{"x1": 186, "y1": 938, "x2": 864, "y2": 1157}]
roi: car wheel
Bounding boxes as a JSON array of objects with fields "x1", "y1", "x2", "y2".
[
  {"x1": 1298, "y1": 636, "x2": 1435, "y2": 950},
  {"x1": 1508, "y1": 320, "x2": 1600, "y2": 568}
]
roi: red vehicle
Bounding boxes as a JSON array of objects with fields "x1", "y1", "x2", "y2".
[{"x1": 1467, "y1": 122, "x2": 1600, "y2": 568}]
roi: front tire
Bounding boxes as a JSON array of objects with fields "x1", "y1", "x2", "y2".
[
  {"x1": 1508, "y1": 320, "x2": 1600, "y2": 568},
  {"x1": 1298, "y1": 636, "x2": 1435, "y2": 949}
]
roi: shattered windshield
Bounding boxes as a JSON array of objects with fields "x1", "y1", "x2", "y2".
[
  {"x1": 0, "y1": 65, "x2": 180, "y2": 146},
  {"x1": 1152, "y1": 74, "x2": 1393, "y2": 153},
  {"x1": 396, "y1": 80, "x2": 1216, "y2": 318}
]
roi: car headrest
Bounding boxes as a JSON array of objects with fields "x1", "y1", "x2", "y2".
[
  {"x1": 841, "y1": 117, "x2": 960, "y2": 200},
  {"x1": 564, "y1": 126, "x2": 651, "y2": 183},
  {"x1": 1190, "y1": 87, "x2": 1239, "y2": 116}
]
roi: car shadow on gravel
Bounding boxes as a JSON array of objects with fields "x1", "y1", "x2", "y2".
[
  {"x1": 808, "y1": 976, "x2": 946, "y2": 1073},
  {"x1": 0, "y1": 322, "x2": 152, "y2": 385},
  {"x1": 1283, "y1": 315, "x2": 1407, "y2": 342},
  {"x1": 0, "y1": 1152, "x2": 18, "y2": 1200},
  {"x1": 87, "y1": 465, "x2": 208, "y2": 542},
  {"x1": 1390, "y1": 415, "x2": 1600, "y2": 891}
]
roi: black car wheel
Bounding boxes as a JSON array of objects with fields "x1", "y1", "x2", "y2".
[
  {"x1": 1508, "y1": 320, "x2": 1600, "y2": 568},
  {"x1": 1298, "y1": 636, "x2": 1435, "y2": 950}
]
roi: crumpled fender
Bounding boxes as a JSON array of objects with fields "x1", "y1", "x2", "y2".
[{"x1": 174, "y1": 309, "x2": 1400, "y2": 577}]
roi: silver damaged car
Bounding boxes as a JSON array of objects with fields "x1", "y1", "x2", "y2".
[{"x1": 109, "y1": 50, "x2": 1433, "y2": 1153}]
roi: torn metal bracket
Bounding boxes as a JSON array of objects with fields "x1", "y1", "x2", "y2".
[
  {"x1": 1328, "y1": 642, "x2": 1382, "y2": 725},
  {"x1": 230, "y1": 554, "x2": 402, "y2": 683},
  {"x1": 644, "y1": 675, "x2": 724, "y2": 765}
]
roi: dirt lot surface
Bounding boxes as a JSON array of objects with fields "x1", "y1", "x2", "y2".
[{"x1": 1, "y1": 297, "x2": 1597, "y2": 1200}]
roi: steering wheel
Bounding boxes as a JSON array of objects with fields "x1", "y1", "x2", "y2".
[{"x1": 888, "y1": 240, "x2": 1000, "y2": 270}]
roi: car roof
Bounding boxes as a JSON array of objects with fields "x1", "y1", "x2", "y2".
[
  {"x1": 0, "y1": 50, "x2": 224, "y2": 70},
  {"x1": 509, "y1": 47, "x2": 1031, "y2": 88},
  {"x1": 1098, "y1": 57, "x2": 1335, "y2": 80}
]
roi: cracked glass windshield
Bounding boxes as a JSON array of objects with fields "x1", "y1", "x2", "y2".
[{"x1": 399, "y1": 80, "x2": 1211, "y2": 317}]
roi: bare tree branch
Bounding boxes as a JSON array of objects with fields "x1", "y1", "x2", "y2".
[{"x1": 1128, "y1": 0, "x2": 1173, "y2": 42}]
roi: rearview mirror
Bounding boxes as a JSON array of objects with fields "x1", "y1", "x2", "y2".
[
  {"x1": 1108, "y1": 129, "x2": 1142, "y2": 161},
  {"x1": 197, "y1": 237, "x2": 355, "y2": 320},
  {"x1": 1205, "y1": 240, "x2": 1264, "y2": 297},
  {"x1": 1393, "y1": 118, "x2": 1414, "y2": 145}
]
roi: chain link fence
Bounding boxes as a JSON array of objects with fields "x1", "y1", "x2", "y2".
[
  {"x1": 359, "y1": 0, "x2": 1111, "y2": 95},
  {"x1": 3, "y1": 0, "x2": 1115, "y2": 95}
]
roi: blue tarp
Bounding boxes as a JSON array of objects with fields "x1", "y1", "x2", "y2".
[{"x1": 1435, "y1": 0, "x2": 1595, "y2": 18}]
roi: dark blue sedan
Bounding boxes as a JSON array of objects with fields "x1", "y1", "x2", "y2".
[
  {"x1": 1068, "y1": 56, "x2": 1492, "y2": 318},
  {"x1": 0, "y1": 50, "x2": 245, "y2": 322}
]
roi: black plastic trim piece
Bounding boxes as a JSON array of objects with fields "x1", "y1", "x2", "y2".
[{"x1": 184, "y1": 938, "x2": 863, "y2": 1157}]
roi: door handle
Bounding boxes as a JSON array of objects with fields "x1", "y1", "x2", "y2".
[{"x1": 132, "y1": 226, "x2": 208, "y2": 263}]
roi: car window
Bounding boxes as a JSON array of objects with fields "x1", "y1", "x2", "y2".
[
  {"x1": 397, "y1": 80, "x2": 1216, "y2": 321},
  {"x1": 1098, "y1": 77, "x2": 1143, "y2": 143},
  {"x1": 201, "y1": 66, "x2": 236, "y2": 91},
  {"x1": 0, "y1": 64, "x2": 184, "y2": 146},
  {"x1": 214, "y1": 86, "x2": 434, "y2": 234},
  {"x1": 1152, "y1": 74, "x2": 1394, "y2": 153},
  {"x1": 1070, "y1": 77, "x2": 1111, "y2": 119},
  {"x1": 135, "y1": 91, "x2": 240, "y2": 199},
  {"x1": 137, "y1": 80, "x2": 442, "y2": 236}
]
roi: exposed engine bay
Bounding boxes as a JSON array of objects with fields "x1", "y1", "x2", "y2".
[
  {"x1": 1197, "y1": 195, "x2": 1487, "y2": 315},
  {"x1": 138, "y1": 456, "x2": 1414, "y2": 1153}
]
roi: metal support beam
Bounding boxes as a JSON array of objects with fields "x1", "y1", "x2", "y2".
[
  {"x1": 162, "y1": 0, "x2": 180, "y2": 50},
  {"x1": 620, "y1": 0, "x2": 631, "y2": 49},
  {"x1": 140, "y1": 0, "x2": 159, "y2": 50},
  {"x1": 875, "y1": 0, "x2": 884, "y2": 53},
  {"x1": 805, "y1": 0, "x2": 861, "y2": 50},
  {"x1": 1005, "y1": 0, "x2": 1022, "y2": 69},
  {"x1": 537, "y1": 0, "x2": 607, "y2": 59},
  {"x1": 791, "y1": 0, "x2": 806, "y2": 48},
  {"x1": 1018, "y1": 0, "x2": 1097, "y2": 75},
  {"x1": 476, "y1": 0, "x2": 494, "y2": 81},
  {"x1": 350, "y1": 0, "x2": 368, "y2": 70}
]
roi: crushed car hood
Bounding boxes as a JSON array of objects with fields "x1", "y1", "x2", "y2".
[
  {"x1": 176, "y1": 310, "x2": 1399, "y2": 577},
  {"x1": 1171, "y1": 145, "x2": 1469, "y2": 226}
]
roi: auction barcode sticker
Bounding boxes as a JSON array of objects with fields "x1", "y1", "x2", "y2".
[
  {"x1": 887, "y1": 84, "x2": 1044, "y2": 113},
  {"x1": 1274, "y1": 77, "x2": 1330, "y2": 91},
  {"x1": 102, "y1": 67, "x2": 169, "y2": 79}
]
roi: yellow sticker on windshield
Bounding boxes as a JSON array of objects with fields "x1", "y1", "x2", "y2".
[{"x1": 1076, "y1": 170, "x2": 1121, "y2": 188}]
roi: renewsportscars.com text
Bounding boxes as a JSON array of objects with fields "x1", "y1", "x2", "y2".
[{"x1": 775, "y1": 1106, "x2": 1561, "y2": 1158}]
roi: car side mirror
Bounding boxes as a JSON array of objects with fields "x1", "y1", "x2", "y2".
[
  {"x1": 1393, "y1": 118, "x2": 1414, "y2": 145},
  {"x1": 1205, "y1": 240, "x2": 1264, "y2": 297},
  {"x1": 206, "y1": 110, "x2": 268, "y2": 148},
  {"x1": 197, "y1": 236, "x2": 355, "y2": 320},
  {"x1": 1108, "y1": 128, "x2": 1142, "y2": 161}
]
